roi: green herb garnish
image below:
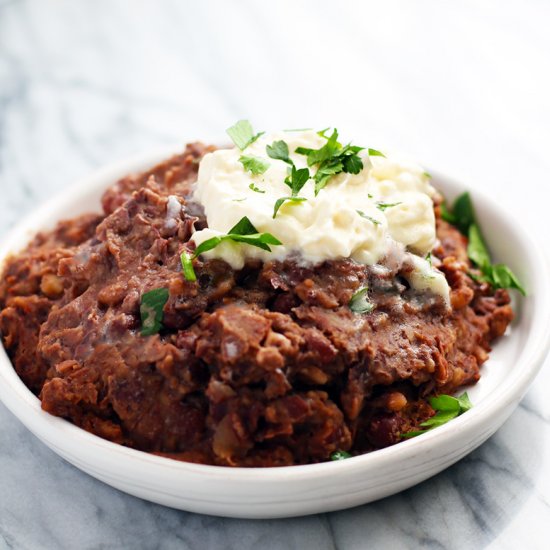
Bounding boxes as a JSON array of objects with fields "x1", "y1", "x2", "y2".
[
  {"x1": 273, "y1": 196, "x2": 307, "y2": 218},
  {"x1": 368, "y1": 148, "x2": 386, "y2": 158},
  {"x1": 425, "y1": 251, "x2": 432, "y2": 267},
  {"x1": 266, "y1": 140, "x2": 294, "y2": 165},
  {"x1": 140, "y1": 288, "x2": 169, "y2": 336},
  {"x1": 180, "y1": 251, "x2": 196, "y2": 282},
  {"x1": 402, "y1": 392, "x2": 472, "y2": 438},
  {"x1": 349, "y1": 286, "x2": 375, "y2": 314},
  {"x1": 295, "y1": 128, "x2": 364, "y2": 195},
  {"x1": 193, "y1": 216, "x2": 282, "y2": 257},
  {"x1": 330, "y1": 450, "x2": 352, "y2": 461},
  {"x1": 356, "y1": 210, "x2": 381, "y2": 226},
  {"x1": 239, "y1": 155, "x2": 270, "y2": 175},
  {"x1": 444, "y1": 192, "x2": 475, "y2": 235},
  {"x1": 284, "y1": 165, "x2": 310, "y2": 195},
  {"x1": 249, "y1": 183, "x2": 265, "y2": 193},
  {"x1": 226, "y1": 120, "x2": 264, "y2": 150},
  {"x1": 376, "y1": 202, "x2": 402, "y2": 211},
  {"x1": 443, "y1": 192, "x2": 525, "y2": 295}
]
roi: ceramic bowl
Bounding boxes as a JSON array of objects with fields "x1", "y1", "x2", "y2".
[{"x1": 1, "y1": 148, "x2": 549, "y2": 518}]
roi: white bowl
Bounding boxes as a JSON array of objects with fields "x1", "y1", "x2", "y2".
[{"x1": 1, "y1": 148, "x2": 549, "y2": 519}]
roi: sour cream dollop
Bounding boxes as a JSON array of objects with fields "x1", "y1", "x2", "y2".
[{"x1": 191, "y1": 130, "x2": 450, "y2": 304}]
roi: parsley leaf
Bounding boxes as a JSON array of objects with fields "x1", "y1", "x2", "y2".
[
  {"x1": 294, "y1": 128, "x2": 364, "y2": 195},
  {"x1": 467, "y1": 224, "x2": 491, "y2": 270},
  {"x1": 249, "y1": 183, "x2": 265, "y2": 193},
  {"x1": 273, "y1": 196, "x2": 307, "y2": 218},
  {"x1": 330, "y1": 450, "x2": 352, "y2": 461},
  {"x1": 440, "y1": 201, "x2": 457, "y2": 224},
  {"x1": 401, "y1": 392, "x2": 472, "y2": 438},
  {"x1": 284, "y1": 165, "x2": 310, "y2": 196},
  {"x1": 356, "y1": 210, "x2": 381, "y2": 226},
  {"x1": 376, "y1": 202, "x2": 402, "y2": 211},
  {"x1": 444, "y1": 193, "x2": 525, "y2": 295},
  {"x1": 226, "y1": 120, "x2": 264, "y2": 150},
  {"x1": 343, "y1": 154, "x2": 363, "y2": 174},
  {"x1": 368, "y1": 148, "x2": 386, "y2": 157},
  {"x1": 349, "y1": 286, "x2": 375, "y2": 314},
  {"x1": 193, "y1": 216, "x2": 283, "y2": 258},
  {"x1": 180, "y1": 251, "x2": 197, "y2": 282},
  {"x1": 266, "y1": 140, "x2": 293, "y2": 165},
  {"x1": 239, "y1": 155, "x2": 270, "y2": 175},
  {"x1": 140, "y1": 288, "x2": 169, "y2": 336},
  {"x1": 450, "y1": 192, "x2": 476, "y2": 236}
]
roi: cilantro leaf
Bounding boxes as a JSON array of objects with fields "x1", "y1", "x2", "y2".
[
  {"x1": 239, "y1": 155, "x2": 270, "y2": 175},
  {"x1": 294, "y1": 128, "x2": 365, "y2": 195},
  {"x1": 273, "y1": 196, "x2": 307, "y2": 218},
  {"x1": 368, "y1": 148, "x2": 386, "y2": 157},
  {"x1": 467, "y1": 224, "x2": 491, "y2": 270},
  {"x1": 451, "y1": 192, "x2": 476, "y2": 235},
  {"x1": 180, "y1": 251, "x2": 197, "y2": 282},
  {"x1": 228, "y1": 216, "x2": 257, "y2": 235},
  {"x1": 140, "y1": 288, "x2": 169, "y2": 336},
  {"x1": 343, "y1": 154, "x2": 363, "y2": 174},
  {"x1": 330, "y1": 450, "x2": 352, "y2": 461},
  {"x1": 249, "y1": 183, "x2": 265, "y2": 193},
  {"x1": 401, "y1": 392, "x2": 472, "y2": 438},
  {"x1": 266, "y1": 140, "x2": 293, "y2": 165},
  {"x1": 456, "y1": 392, "x2": 473, "y2": 412},
  {"x1": 440, "y1": 201, "x2": 457, "y2": 224},
  {"x1": 356, "y1": 210, "x2": 381, "y2": 226},
  {"x1": 444, "y1": 193, "x2": 525, "y2": 295},
  {"x1": 226, "y1": 120, "x2": 264, "y2": 150},
  {"x1": 349, "y1": 287, "x2": 375, "y2": 314},
  {"x1": 192, "y1": 216, "x2": 283, "y2": 258},
  {"x1": 284, "y1": 165, "x2": 310, "y2": 196}
]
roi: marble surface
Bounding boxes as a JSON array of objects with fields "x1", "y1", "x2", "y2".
[{"x1": 1, "y1": 0, "x2": 550, "y2": 548}]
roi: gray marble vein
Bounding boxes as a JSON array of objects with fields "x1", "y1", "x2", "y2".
[{"x1": 1, "y1": 0, "x2": 550, "y2": 548}]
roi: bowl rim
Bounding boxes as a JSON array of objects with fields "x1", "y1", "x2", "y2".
[{"x1": 0, "y1": 146, "x2": 549, "y2": 485}]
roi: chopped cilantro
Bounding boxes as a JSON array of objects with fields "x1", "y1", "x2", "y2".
[
  {"x1": 284, "y1": 165, "x2": 310, "y2": 196},
  {"x1": 226, "y1": 120, "x2": 264, "y2": 150},
  {"x1": 402, "y1": 392, "x2": 472, "y2": 438},
  {"x1": 239, "y1": 155, "x2": 270, "y2": 175},
  {"x1": 273, "y1": 196, "x2": 307, "y2": 218},
  {"x1": 330, "y1": 450, "x2": 352, "y2": 461},
  {"x1": 249, "y1": 183, "x2": 265, "y2": 193},
  {"x1": 294, "y1": 128, "x2": 364, "y2": 195},
  {"x1": 356, "y1": 210, "x2": 381, "y2": 226},
  {"x1": 193, "y1": 216, "x2": 282, "y2": 257},
  {"x1": 426, "y1": 252, "x2": 433, "y2": 267},
  {"x1": 376, "y1": 202, "x2": 402, "y2": 211},
  {"x1": 368, "y1": 148, "x2": 386, "y2": 158},
  {"x1": 349, "y1": 286, "x2": 375, "y2": 314},
  {"x1": 140, "y1": 288, "x2": 169, "y2": 336},
  {"x1": 444, "y1": 192, "x2": 525, "y2": 295},
  {"x1": 266, "y1": 140, "x2": 293, "y2": 165}
]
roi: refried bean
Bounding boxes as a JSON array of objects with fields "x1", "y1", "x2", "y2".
[{"x1": 0, "y1": 143, "x2": 513, "y2": 466}]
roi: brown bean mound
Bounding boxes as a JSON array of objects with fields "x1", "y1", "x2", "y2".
[{"x1": 0, "y1": 144, "x2": 513, "y2": 466}]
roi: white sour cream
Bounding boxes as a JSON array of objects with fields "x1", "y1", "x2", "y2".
[{"x1": 191, "y1": 130, "x2": 450, "y2": 304}]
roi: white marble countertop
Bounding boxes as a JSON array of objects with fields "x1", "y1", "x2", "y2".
[{"x1": 1, "y1": 0, "x2": 549, "y2": 548}]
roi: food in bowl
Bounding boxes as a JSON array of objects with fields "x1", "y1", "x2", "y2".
[{"x1": 0, "y1": 124, "x2": 523, "y2": 467}]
